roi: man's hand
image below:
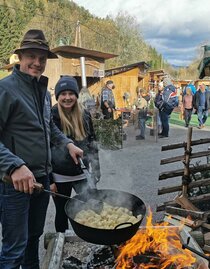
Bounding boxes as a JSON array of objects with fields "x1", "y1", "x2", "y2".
[
  {"x1": 11, "y1": 165, "x2": 36, "y2": 194},
  {"x1": 67, "y1": 143, "x2": 83, "y2": 164}
]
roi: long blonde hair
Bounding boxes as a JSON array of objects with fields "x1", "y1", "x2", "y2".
[{"x1": 58, "y1": 101, "x2": 86, "y2": 140}]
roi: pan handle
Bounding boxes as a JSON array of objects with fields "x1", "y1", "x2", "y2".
[
  {"x1": 114, "y1": 222, "x2": 133, "y2": 229},
  {"x1": 78, "y1": 157, "x2": 86, "y2": 169}
]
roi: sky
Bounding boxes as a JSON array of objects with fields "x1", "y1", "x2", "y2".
[{"x1": 73, "y1": 0, "x2": 210, "y2": 67}]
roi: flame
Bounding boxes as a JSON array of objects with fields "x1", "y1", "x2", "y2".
[{"x1": 116, "y1": 209, "x2": 196, "y2": 269}]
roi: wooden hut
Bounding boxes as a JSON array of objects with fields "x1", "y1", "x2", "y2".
[
  {"x1": 43, "y1": 45, "x2": 117, "y2": 104},
  {"x1": 89, "y1": 61, "x2": 150, "y2": 109},
  {"x1": 194, "y1": 79, "x2": 210, "y2": 89}
]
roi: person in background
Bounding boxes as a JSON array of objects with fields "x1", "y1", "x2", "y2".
[
  {"x1": 154, "y1": 82, "x2": 164, "y2": 135},
  {"x1": 135, "y1": 89, "x2": 148, "y2": 140},
  {"x1": 183, "y1": 87, "x2": 193, "y2": 127},
  {"x1": 0, "y1": 29, "x2": 83, "y2": 269},
  {"x1": 100, "y1": 80, "x2": 116, "y2": 119},
  {"x1": 50, "y1": 75, "x2": 101, "y2": 232},
  {"x1": 158, "y1": 77, "x2": 178, "y2": 138},
  {"x1": 183, "y1": 81, "x2": 196, "y2": 95},
  {"x1": 193, "y1": 83, "x2": 210, "y2": 129}
]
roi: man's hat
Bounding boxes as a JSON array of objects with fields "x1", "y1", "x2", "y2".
[{"x1": 14, "y1": 29, "x2": 57, "y2": 59}]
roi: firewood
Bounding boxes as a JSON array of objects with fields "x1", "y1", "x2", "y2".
[
  {"x1": 164, "y1": 213, "x2": 196, "y2": 227},
  {"x1": 204, "y1": 232, "x2": 210, "y2": 245},
  {"x1": 165, "y1": 206, "x2": 205, "y2": 220},
  {"x1": 189, "y1": 230, "x2": 205, "y2": 247},
  {"x1": 202, "y1": 244, "x2": 210, "y2": 253}
]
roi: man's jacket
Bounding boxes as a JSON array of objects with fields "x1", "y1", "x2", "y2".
[
  {"x1": 0, "y1": 65, "x2": 71, "y2": 179},
  {"x1": 193, "y1": 89, "x2": 210, "y2": 110}
]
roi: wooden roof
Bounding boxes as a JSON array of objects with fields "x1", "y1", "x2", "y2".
[
  {"x1": 51, "y1": 45, "x2": 118, "y2": 60},
  {"x1": 148, "y1": 69, "x2": 165, "y2": 76},
  {"x1": 105, "y1": 61, "x2": 150, "y2": 76},
  {"x1": 1, "y1": 46, "x2": 118, "y2": 71}
]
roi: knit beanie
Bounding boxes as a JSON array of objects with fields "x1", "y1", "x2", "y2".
[{"x1": 55, "y1": 75, "x2": 79, "y2": 100}]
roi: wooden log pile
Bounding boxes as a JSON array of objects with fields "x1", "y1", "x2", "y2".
[{"x1": 157, "y1": 127, "x2": 210, "y2": 252}]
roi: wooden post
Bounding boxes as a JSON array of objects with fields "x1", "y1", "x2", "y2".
[{"x1": 175, "y1": 127, "x2": 199, "y2": 211}]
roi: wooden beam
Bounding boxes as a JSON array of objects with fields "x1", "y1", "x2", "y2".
[
  {"x1": 161, "y1": 138, "x2": 210, "y2": 151},
  {"x1": 159, "y1": 163, "x2": 210, "y2": 180},
  {"x1": 160, "y1": 150, "x2": 210, "y2": 165},
  {"x1": 158, "y1": 178, "x2": 210, "y2": 195}
]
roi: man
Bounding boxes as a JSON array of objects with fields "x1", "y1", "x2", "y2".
[
  {"x1": 158, "y1": 77, "x2": 178, "y2": 138},
  {"x1": 100, "y1": 80, "x2": 116, "y2": 119},
  {"x1": 0, "y1": 29, "x2": 83, "y2": 269},
  {"x1": 193, "y1": 83, "x2": 210, "y2": 129}
]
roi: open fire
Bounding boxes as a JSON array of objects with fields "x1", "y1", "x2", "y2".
[{"x1": 116, "y1": 209, "x2": 197, "y2": 269}]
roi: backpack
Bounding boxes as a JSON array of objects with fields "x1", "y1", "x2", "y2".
[{"x1": 161, "y1": 86, "x2": 179, "y2": 112}]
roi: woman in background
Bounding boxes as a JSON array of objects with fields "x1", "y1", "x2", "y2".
[
  {"x1": 50, "y1": 75, "x2": 100, "y2": 232},
  {"x1": 183, "y1": 87, "x2": 193, "y2": 127}
]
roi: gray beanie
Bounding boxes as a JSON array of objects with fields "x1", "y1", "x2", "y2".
[
  {"x1": 55, "y1": 76, "x2": 79, "y2": 100},
  {"x1": 163, "y1": 77, "x2": 172, "y2": 86}
]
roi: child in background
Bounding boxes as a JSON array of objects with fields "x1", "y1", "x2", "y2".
[{"x1": 183, "y1": 87, "x2": 193, "y2": 127}]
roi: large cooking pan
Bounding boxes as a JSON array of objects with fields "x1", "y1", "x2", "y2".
[{"x1": 65, "y1": 189, "x2": 146, "y2": 245}]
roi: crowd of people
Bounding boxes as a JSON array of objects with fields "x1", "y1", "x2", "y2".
[{"x1": 134, "y1": 79, "x2": 210, "y2": 140}]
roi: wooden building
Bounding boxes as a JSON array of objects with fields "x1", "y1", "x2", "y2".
[
  {"x1": 89, "y1": 61, "x2": 150, "y2": 109},
  {"x1": 173, "y1": 79, "x2": 191, "y2": 90},
  {"x1": 194, "y1": 79, "x2": 210, "y2": 88},
  {"x1": 146, "y1": 69, "x2": 166, "y2": 91}
]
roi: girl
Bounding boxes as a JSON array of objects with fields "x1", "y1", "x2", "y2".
[{"x1": 50, "y1": 75, "x2": 100, "y2": 232}]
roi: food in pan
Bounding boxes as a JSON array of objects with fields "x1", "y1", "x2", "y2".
[{"x1": 74, "y1": 202, "x2": 142, "y2": 229}]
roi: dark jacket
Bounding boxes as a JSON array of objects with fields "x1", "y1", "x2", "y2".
[
  {"x1": 0, "y1": 65, "x2": 71, "y2": 179},
  {"x1": 193, "y1": 89, "x2": 210, "y2": 110},
  {"x1": 155, "y1": 85, "x2": 178, "y2": 114},
  {"x1": 51, "y1": 104, "x2": 100, "y2": 178}
]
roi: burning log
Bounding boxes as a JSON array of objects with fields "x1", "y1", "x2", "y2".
[{"x1": 115, "y1": 210, "x2": 197, "y2": 269}]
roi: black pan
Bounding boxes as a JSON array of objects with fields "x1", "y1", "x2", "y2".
[{"x1": 65, "y1": 189, "x2": 146, "y2": 245}]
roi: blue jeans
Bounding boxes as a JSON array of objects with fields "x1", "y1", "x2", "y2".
[
  {"x1": 0, "y1": 176, "x2": 50, "y2": 269},
  {"x1": 139, "y1": 118, "x2": 146, "y2": 138},
  {"x1": 159, "y1": 110, "x2": 170, "y2": 137},
  {"x1": 197, "y1": 106, "x2": 208, "y2": 126}
]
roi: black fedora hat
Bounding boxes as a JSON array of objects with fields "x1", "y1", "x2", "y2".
[{"x1": 14, "y1": 29, "x2": 57, "y2": 59}]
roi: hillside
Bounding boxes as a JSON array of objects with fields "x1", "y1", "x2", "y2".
[{"x1": 0, "y1": 0, "x2": 200, "y2": 79}]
